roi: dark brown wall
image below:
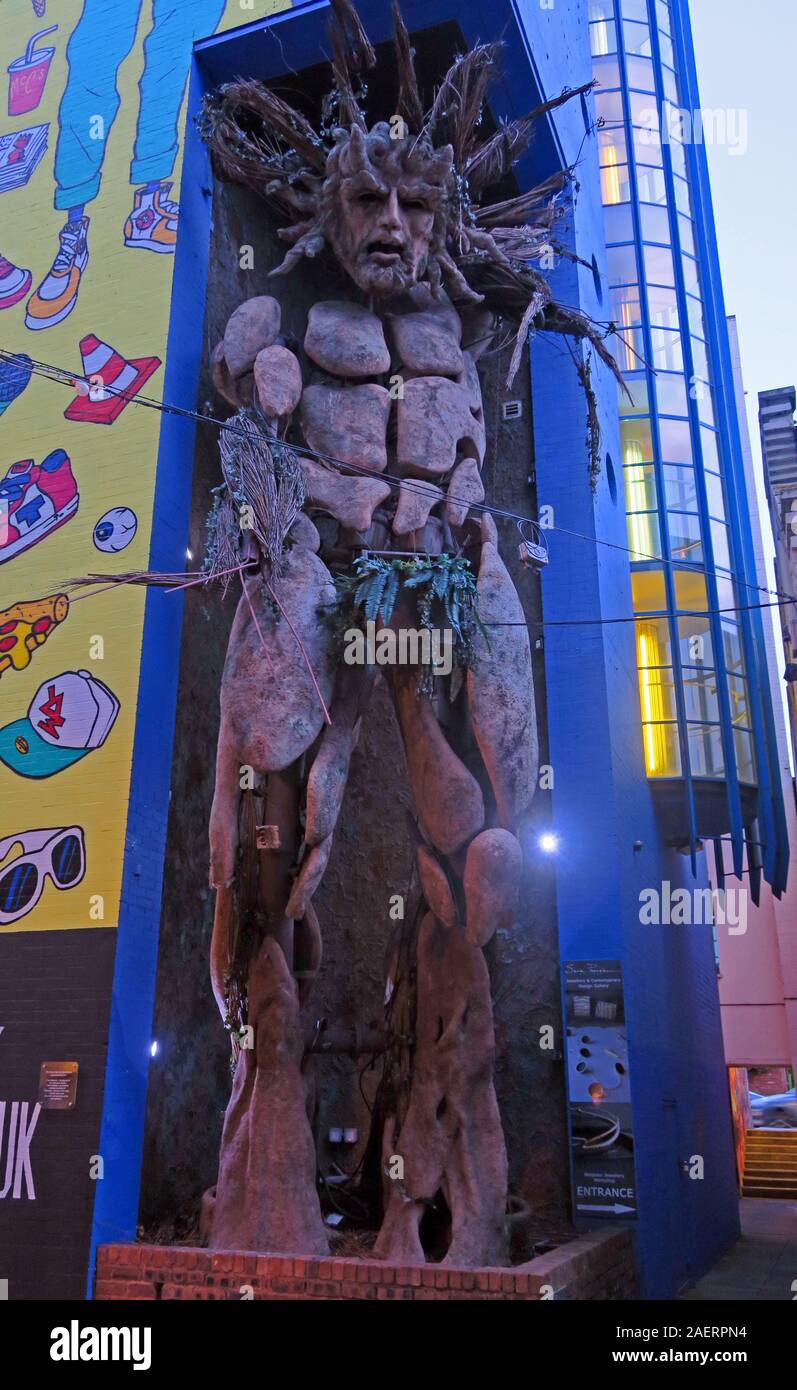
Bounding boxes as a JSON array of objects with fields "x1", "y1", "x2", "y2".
[
  {"x1": 0, "y1": 927, "x2": 116, "y2": 1299},
  {"x1": 139, "y1": 176, "x2": 572, "y2": 1251}
]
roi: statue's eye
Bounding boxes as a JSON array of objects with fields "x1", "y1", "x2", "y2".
[
  {"x1": 401, "y1": 199, "x2": 428, "y2": 212},
  {"x1": 357, "y1": 191, "x2": 383, "y2": 206}
]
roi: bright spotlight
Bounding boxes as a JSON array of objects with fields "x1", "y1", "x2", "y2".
[
  {"x1": 539, "y1": 833, "x2": 559, "y2": 854},
  {"x1": 150, "y1": 1041, "x2": 159, "y2": 1058}
]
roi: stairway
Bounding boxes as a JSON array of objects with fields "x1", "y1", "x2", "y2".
[{"x1": 742, "y1": 1128, "x2": 797, "y2": 1198}]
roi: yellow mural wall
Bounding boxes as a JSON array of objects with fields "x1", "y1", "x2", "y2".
[{"x1": 0, "y1": 0, "x2": 290, "y2": 933}]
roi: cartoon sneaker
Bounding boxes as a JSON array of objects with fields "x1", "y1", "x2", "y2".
[
  {"x1": 0, "y1": 450, "x2": 79, "y2": 564},
  {"x1": 124, "y1": 182, "x2": 178, "y2": 253},
  {"x1": 25, "y1": 217, "x2": 90, "y2": 331},
  {"x1": 0, "y1": 254, "x2": 32, "y2": 310}
]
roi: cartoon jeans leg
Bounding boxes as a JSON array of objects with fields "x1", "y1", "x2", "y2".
[
  {"x1": 124, "y1": 0, "x2": 227, "y2": 254},
  {"x1": 26, "y1": 0, "x2": 145, "y2": 329}
]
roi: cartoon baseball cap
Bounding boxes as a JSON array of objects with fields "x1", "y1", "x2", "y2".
[{"x1": 0, "y1": 670, "x2": 119, "y2": 778}]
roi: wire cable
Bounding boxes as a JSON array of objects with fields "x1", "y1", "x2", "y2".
[{"x1": 4, "y1": 346, "x2": 797, "y2": 615}]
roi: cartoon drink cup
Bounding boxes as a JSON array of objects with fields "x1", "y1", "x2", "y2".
[{"x1": 7, "y1": 27, "x2": 58, "y2": 118}]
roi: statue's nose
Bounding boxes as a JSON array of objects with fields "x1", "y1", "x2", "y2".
[{"x1": 379, "y1": 187, "x2": 403, "y2": 235}]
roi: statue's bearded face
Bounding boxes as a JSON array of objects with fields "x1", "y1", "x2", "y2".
[{"x1": 330, "y1": 167, "x2": 437, "y2": 296}]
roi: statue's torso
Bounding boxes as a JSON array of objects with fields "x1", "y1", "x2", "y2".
[{"x1": 293, "y1": 296, "x2": 487, "y2": 555}]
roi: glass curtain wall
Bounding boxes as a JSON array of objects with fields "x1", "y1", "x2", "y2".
[{"x1": 589, "y1": 0, "x2": 757, "y2": 806}]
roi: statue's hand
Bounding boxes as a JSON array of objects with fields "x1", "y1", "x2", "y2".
[{"x1": 211, "y1": 294, "x2": 286, "y2": 414}]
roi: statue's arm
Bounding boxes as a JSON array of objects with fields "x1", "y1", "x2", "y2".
[{"x1": 211, "y1": 294, "x2": 302, "y2": 424}]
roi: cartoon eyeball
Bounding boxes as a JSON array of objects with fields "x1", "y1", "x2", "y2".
[{"x1": 93, "y1": 506, "x2": 138, "y2": 553}]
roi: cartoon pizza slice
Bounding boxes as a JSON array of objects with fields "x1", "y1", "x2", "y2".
[{"x1": 0, "y1": 593, "x2": 69, "y2": 678}]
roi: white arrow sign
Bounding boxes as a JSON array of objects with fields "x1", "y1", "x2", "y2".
[{"x1": 576, "y1": 1202, "x2": 635, "y2": 1214}]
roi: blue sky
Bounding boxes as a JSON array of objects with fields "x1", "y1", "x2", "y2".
[{"x1": 690, "y1": 0, "x2": 796, "y2": 474}]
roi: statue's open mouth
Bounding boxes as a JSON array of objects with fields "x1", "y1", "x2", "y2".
[{"x1": 366, "y1": 239, "x2": 404, "y2": 264}]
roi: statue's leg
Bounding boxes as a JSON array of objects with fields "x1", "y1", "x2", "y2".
[
  {"x1": 207, "y1": 554, "x2": 340, "y2": 1254},
  {"x1": 376, "y1": 520, "x2": 533, "y2": 1265},
  {"x1": 208, "y1": 723, "x2": 242, "y2": 1021}
]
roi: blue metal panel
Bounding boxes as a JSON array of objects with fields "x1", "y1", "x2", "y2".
[{"x1": 84, "y1": 50, "x2": 215, "y2": 1295}]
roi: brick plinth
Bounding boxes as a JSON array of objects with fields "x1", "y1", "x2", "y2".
[{"x1": 95, "y1": 1230, "x2": 635, "y2": 1301}]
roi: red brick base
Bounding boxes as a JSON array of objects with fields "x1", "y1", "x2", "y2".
[{"x1": 95, "y1": 1229, "x2": 635, "y2": 1301}]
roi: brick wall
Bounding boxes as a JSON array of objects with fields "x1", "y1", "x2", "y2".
[{"x1": 95, "y1": 1230, "x2": 635, "y2": 1301}]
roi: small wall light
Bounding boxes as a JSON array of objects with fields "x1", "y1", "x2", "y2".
[{"x1": 150, "y1": 1041, "x2": 159, "y2": 1058}]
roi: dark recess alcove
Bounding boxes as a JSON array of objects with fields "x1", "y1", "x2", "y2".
[{"x1": 138, "y1": 22, "x2": 573, "y2": 1256}]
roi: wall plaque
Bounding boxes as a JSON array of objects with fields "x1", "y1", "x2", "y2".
[{"x1": 38, "y1": 1061, "x2": 78, "y2": 1110}]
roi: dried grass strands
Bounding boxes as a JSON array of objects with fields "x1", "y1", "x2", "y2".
[
  {"x1": 464, "y1": 81, "x2": 593, "y2": 193},
  {"x1": 391, "y1": 1, "x2": 424, "y2": 131},
  {"x1": 424, "y1": 43, "x2": 500, "y2": 170},
  {"x1": 506, "y1": 289, "x2": 548, "y2": 388},
  {"x1": 329, "y1": 0, "x2": 376, "y2": 130},
  {"x1": 475, "y1": 170, "x2": 569, "y2": 228},
  {"x1": 201, "y1": 79, "x2": 327, "y2": 178},
  {"x1": 218, "y1": 413, "x2": 304, "y2": 578}
]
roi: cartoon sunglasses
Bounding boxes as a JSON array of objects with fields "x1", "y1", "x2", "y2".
[{"x1": 0, "y1": 826, "x2": 85, "y2": 924}]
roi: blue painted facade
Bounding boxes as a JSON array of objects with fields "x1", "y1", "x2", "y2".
[{"x1": 86, "y1": 0, "x2": 750, "y2": 1300}]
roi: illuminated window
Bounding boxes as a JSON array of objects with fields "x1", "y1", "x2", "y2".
[
  {"x1": 618, "y1": 374, "x2": 650, "y2": 416},
  {"x1": 679, "y1": 613, "x2": 714, "y2": 667},
  {"x1": 636, "y1": 618, "x2": 680, "y2": 775},
  {"x1": 644, "y1": 244, "x2": 676, "y2": 286},
  {"x1": 678, "y1": 214, "x2": 695, "y2": 257},
  {"x1": 700, "y1": 427, "x2": 721, "y2": 471},
  {"x1": 604, "y1": 204, "x2": 635, "y2": 242},
  {"x1": 673, "y1": 569, "x2": 708, "y2": 611},
  {"x1": 627, "y1": 55, "x2": 655, "y2": 92},
  {"x1": 727, "y1": 675, "x2": 750, "y2": 727},
  {"x1": 637, "y1": 166, "x2": 667, "y2": 203},
  {"x1": 595, "y1": 90, "x2": 624, "y2": 126},
  {"x1": 650, "y1": 329, "x2": 683, "y2": 371},
  {"x1": 710, "y1": 520, "x2": 731, "y2": 571},
  {"x1": 665, "y1": 466, "x2": 698, "y2": 513},
  {"x1": 624, "y1": 461, "x2": 657, "y2": 512},
  {"x1": 593, "y1": 54, "x2": 622, "y2": 87},
  {"x1": 687, "y1": 724, "x2": 724, "y2": 777},
  {"x1": 624, "y1": 19, "x2": 653, "y2": 56},
  {"x1": 697, "y1": 389, "x2": 715, "y2": 428},
  {"x1": 607, "y1": 245, "x2": 638, "y2": 286},
  {"x1": 627, "y1": 511, "x2": 662, "y2": 562},
  {"x1": 673, "y1": 175, "x2": 692, "y2": 217},
  {"x1": 611, "y1": 286, "x2": 644, "y2": 371},
  {"x1": 640, "y1": 203, "x2": 671, "y2": 244},
  {"x1": 659, "y1": 417, "x2": 692, "y2": 461},
  {"x1": 634, "y1": 128, "x2": 663, "y2": 167},
  {"x1": 683, "y1": 670, "x2": 719, "y2": 723},
  {"x1": 721, "y1": 621, "x2": 745, "y2": 675},
  {"x1": 668, "y1": 511, "x2": 703, "y2": 564},
  {"x1": 590, "y1": 19, "x2": 617, "y2": 56},
  {"x1": 682, "y1": 254, "x2": 700, "y2": 294},
  {"x1": 662, "y1": 66, "x2": 678, "y2": 105},
  {"x1": 600, "y1": 144, "x2": 630, "y2": 205},
  {"x1": 632, "y1": 569, "x2": 667, "y2": 612},
  {"x1": 686, "y1": 293, "x2": 705, "y2": 340},
  {"x1": 734, "y1": 729, "x2": 756, "y2": 784},
  {"x1": 656, "y1": 374, "x2": 688, "y2": 417},
  {"x1": 621, "y1": 416, "x2": 654, "y2": 463},
  {"x1": 648, "y1": 285, "x2": 680, "y2": 329}
]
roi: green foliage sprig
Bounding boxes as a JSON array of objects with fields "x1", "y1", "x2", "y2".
[{"x1": 332, "y1": 552, "x2": 489, "y2": 695}]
